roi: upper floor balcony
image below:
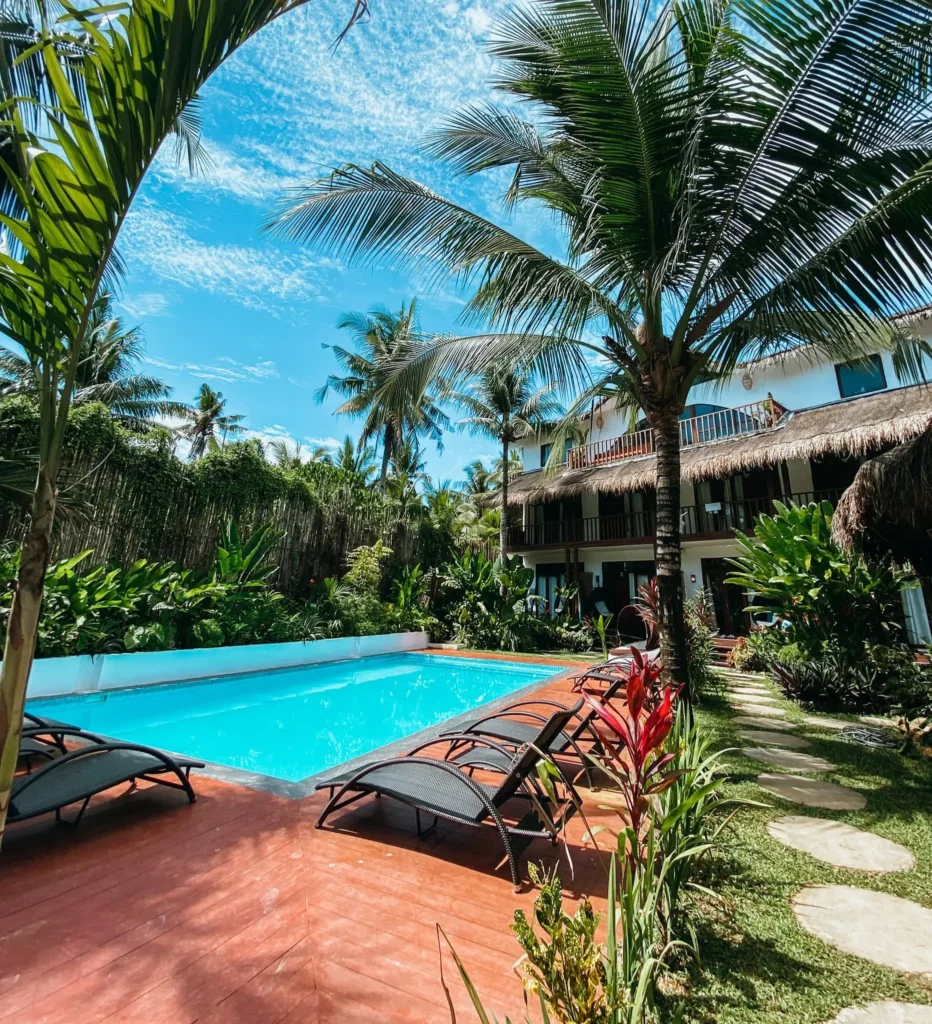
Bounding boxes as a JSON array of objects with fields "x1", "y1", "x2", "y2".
[
  {"x1": 505, "y1": 489, "x2": 842, "y2": 551},
  {"x1": 566, "y1": 399, "x2": 788, "y2": 470}
]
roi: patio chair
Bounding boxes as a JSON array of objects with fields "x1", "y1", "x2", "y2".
[
  {"x1": 439, "y1": 672, "x2": 631, "y2": 781},
  {"x1": 8, "y1": 728, "x2": 204, "y2": 827},
  {"x1": 314, "y1": 701, "x2": 584, "y2": 890},
  {"x1": 18, "y1": 711, "x2": 80, "y2": 771}
]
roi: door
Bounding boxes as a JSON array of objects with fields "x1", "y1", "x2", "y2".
[{"x1": 701, "y1": 558, "x2": 748, "y2": 636}]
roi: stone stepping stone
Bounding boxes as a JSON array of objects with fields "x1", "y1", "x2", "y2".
[
  {"x1": 727, "y1": 686, "x2": 772, "y2": 697},
  {"x1": 860, "y1": 716, "x2": 898, "y2": 730},
  {"x1": 733, "y1": 702, "x2": 787, "y2": 717},
  {"x1": 739, "y1": 729, "x2": 811, "y2": 749},
  {"x1": 757, "y1": 773, "x2": 866, "y2": 810},
  {"x1": 804, "y1": 715, "x2": 858, "y2": 731},
  {"x1": 830, "y1": 1004, "x2": 932, "y2": 1023},
  {"x1": 793, "y1": 885, "x2": 932, "y2": 974},
  {"x1": 729, "y1": 693, "x2": 778, "y2": 706},
  {"x1": 733, "y1": 715, "x2": 797, "y2": 731},
  {"x1": 743, "y1": 747, "x2": 835, "y2": 772},
  {"x1": 769, "y1": 816, "x2": 914, "y2": 873}
]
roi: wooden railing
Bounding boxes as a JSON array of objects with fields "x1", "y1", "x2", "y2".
[
  {"x1": 567, "y1": 399, "x2": 788, "y2": 470},
  {"x1": 505, "y1": 488, "x2": 840, "y2": 549}
]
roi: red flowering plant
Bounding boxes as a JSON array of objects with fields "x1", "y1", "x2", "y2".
[{"x1": 583, "y1": 652, "x2": 682, "y2": 873}]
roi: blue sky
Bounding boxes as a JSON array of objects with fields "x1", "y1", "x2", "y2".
[{"x1": 117, "y1": 0, "x2": 563, "y2": 479}]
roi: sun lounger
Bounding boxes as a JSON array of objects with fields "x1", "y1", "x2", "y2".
[
  {"x1": 8, "y1": 729, "x2": 204, "y2": 827},
  {"x1": 314, "y1": 701, "x2": 584, "y2": 889}
]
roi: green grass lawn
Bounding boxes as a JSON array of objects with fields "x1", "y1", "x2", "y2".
[{"x1": 669, "y1": 676, "x2": 932, "y2": 1023}]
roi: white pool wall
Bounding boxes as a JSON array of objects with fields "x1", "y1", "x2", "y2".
[{"x1": 24, "y1": 631, "x2": 430, "y2": 700}]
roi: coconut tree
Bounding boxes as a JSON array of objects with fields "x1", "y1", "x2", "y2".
[
  {"x1": 0, "y1": 293, "x2": 191, "y2": 429},
  {"x1": 270, "y1": 0, "x2": 932, "y2": 688},
  {"x1": 443, "y1": 366, "x2": 560, "y2": 557},
  {"x1": 320, "y1": 434, "x2": 377, "y2": 482},
  {"x1": 319, "y1": 300, "x2": 449, "y2": 486},
  {"x1": 179, "y1": 383, "x2": 245, "y2": 459},
  {"x1": 0, "y1": 0, "x2": 366, "y2": 846}
]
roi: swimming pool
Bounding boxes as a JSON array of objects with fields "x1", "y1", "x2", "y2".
[{"x1": 26, "y1": 652, "x2": 559, "y2": 783}]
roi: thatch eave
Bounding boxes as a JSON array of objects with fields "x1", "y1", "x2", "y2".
[{"x1": 502, "y1": 384, "x2": 932, "y2": 506}]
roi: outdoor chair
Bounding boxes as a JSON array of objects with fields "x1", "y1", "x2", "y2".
[
  {"x1": 314, "y1": 701, "x2": 584, "y2": 890},
  {"x1": 18, "y1": 711, "x2": 79, "y2": 771},
  {"x1": 8, "y1": 728, "x2": 204, "y2": 827}
]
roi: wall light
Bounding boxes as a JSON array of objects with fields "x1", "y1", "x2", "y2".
[{"x1": 689, "y1": 574, "x2": 697, "y2": 583}]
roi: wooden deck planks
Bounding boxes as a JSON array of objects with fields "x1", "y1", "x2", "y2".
[{"x1": 1, "y1": 665, "x2": 610, "y2": 1022}]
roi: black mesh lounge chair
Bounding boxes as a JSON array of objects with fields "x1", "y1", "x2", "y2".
[
  {"x1": 438, "y1": 672, "x2": 630, "y2": 782},
  {"x1": 8, "y1": 729, "x2": 204, "y2": 827},
  {"x1": 18, "y1": 712, "x2": 79, "y2": 770},
  {"x1": 315, "y1": 700, "x2": 584, "y2": 890}
]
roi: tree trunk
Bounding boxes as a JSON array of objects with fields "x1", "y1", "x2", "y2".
[
  {"x1": 379, "y1": 423, "x2": 394, "y2": 487},
  {"x1": 500, "y1": 437, "x2": 509, "y2": 562},
  {"x1": 650, "y1": 412, "x2": 690, "y2": 695},
  {"x1": 0, "y1": 465, "x2": 57, "y2": 846}
]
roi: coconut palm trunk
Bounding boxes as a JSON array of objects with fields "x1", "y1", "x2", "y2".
[
  {"x1": 499, "y1": 436, "x2": 509, "y2": 559},
  {"x1": 379, "y1": 421, "x2": 395, "y2": 487},
  {"x1": 651, "y1": 412, "x2": 689, "y2": 690},
  {"x1": 0, "y1": 465, "x2": 56, "y2": 831}
]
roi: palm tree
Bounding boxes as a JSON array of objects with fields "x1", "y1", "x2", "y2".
[
  {"x1": 462, "y1": 458, "x2": 494, "y2": 496},
  {"x1": 0, "y1": 293, "x2": 191, "y2": 429},
  {"x1": 321, "y1": 434, "x2": 377, "y2": 481},
  {"x1": 444, "y1": 366, "x2": 560, "y2": 556},
  {"x1": 180, "y1": 384, "x2": 245, "y2": 459},
  {"x1": 268, "y1": 438, "x2": 305, "y2": 470},
  {"x1": 319, "y1": 300, "x2": 448, "y2": 486},
  {"x1": 0, "y1": 0, "x2": 366, "y2": 845},
  {"x1": 270, "y1": 0, "x2": 932, "y2": 688}
]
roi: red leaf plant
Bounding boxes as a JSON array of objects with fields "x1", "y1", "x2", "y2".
[{"x1": 583, "y1": 652, "x2": 682, "y2": 872}]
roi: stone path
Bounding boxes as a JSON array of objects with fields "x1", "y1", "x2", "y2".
[
  {"x1": 722, "y1": 670, "x2": 930, "y2": 1019},
  {"x1": 768, "y1": 817, "x2": 914, "y2": 872},
  {"x1": 756, "y1": 772, "x2": 867, "y2": 809},
  {"x1": 743, "y1": 747, "x2": 836, "y2": 772},
  {"x1": 738, "y1": 728, "x2": 811, "y2": 748},
  {"x1": 733, "y1": 715, "x2": 797, "y2": 731},
  {"x1": 793, "y1": 886, "x2": 932, "y2": 974},
  {"x1": 830, "y1": 1004, "x2": 932, "y2": 1023},
  {"x1": 731, "y1": 702, "x2": 787, "y2": 717}
]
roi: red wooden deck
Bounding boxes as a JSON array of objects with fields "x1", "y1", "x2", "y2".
[{"x1": 0, "y1": 667, "x2": 611, "y2": 1023}]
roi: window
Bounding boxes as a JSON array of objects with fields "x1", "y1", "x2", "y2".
[
  {"x1": 835, "y1": 355, "x2": 887, "y2": 398},
  {"x1": 540, "y1": 442, "x2": 553, "y2": 466}
]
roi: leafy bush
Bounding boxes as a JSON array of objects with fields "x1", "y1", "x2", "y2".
[
  {"x1": 772, "y1": 641, "x2": 931, "y2": 715},
  {"x1": 726, "y1": 501, "x2": 914, "y2": 659},
  {"x1": 191, "y1": 618, "x2": 225, "y2": 648}
]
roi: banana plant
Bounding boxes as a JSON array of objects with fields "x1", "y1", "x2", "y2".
[{"x1": 0, "y1": 0, "x2": 366, "y2": 845}]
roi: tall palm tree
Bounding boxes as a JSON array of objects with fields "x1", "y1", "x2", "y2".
[
  {"x1": 270, "y1": 0, "x2": 932, "y2": 687},
  {"x1": 0, "y1": 0, "x2": 367, "y2": 845},
  {"x1": 319, "y1": 434, "x2": 377, "y2": 482},
  {"x1": 180, "y1": 384, "x2": 245, "y2": 459},
  {"x1": 461, "y1": 458, "x2": 494, "y2": 496},
  {"x1": 444, "y1": 366, "x2": 560, "y2": 556},
  {"x1": 319, "y1": 300, "x2": 449, "y2": 486},
  {"x1": 0, "y1": 293, "x2": 191, "y2": 429}
]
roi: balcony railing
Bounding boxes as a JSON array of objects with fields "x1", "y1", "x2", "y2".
[
  {"x1": 567, "y1": 399, "x2": 788, "y2": 470},
  {"x1": 506, "y1": 489, "x2": 841, "y2": 549}
]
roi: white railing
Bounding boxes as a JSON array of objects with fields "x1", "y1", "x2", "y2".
[{"x1": 566, "y1": 399, "x2": 787, "y2": 470}]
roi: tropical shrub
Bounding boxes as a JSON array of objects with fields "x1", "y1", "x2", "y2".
[
  {"x1": 771, "y1": 642, "x2": 931, "y2": 716},
  {"x1": 726, "y1": 501, "x2": 913, "y2": 659}
]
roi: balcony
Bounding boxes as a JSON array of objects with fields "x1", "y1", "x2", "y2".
[
  {"x1": 567, "y1": 399, "x2": 788, "y2": 470},
  {"x1": 505, "y1": 489, "x2": 841, "y2": 550}
]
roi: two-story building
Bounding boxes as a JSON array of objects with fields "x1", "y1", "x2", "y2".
[{"x1": 506, "y1": 312, "x2": 932, "y2": 643}]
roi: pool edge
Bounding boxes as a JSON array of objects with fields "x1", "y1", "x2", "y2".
[{"x1": 191, "y1": 661, "x2": 578, "y2": 799}]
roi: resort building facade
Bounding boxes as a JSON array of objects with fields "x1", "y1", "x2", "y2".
[{"x1": 509, "y1": 313, "x2": 932, "y2": 643}]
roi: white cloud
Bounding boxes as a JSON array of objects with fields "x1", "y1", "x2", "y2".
[
  {"x1": 152, "y1": 143, "x2": 300, "y2": 205},
  {"x1": 118, "y1": 292, "x2": 172, "y2": 319},
  {"x1": 121, "y1": 203, "x2": 338, "y2": 316},
  {"x1": 145, "y1": 353, "x2": 280, "y2": 385},
  {"x1": 463, "y1": 5, "x2": 492, "y2": 34}
]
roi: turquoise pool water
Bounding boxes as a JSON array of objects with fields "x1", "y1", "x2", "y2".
[{"x1": 26, "y1": 652, "x2": 557, "y2": 782}]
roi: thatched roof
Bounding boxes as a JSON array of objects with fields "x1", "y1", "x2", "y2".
[
  {"x1": 504, "y1": 384, "x2": 932, "y2": 505},
  {"x1": 833, "y1": 423, "x2": 932, "y2": 573}
]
